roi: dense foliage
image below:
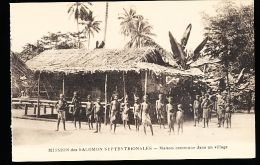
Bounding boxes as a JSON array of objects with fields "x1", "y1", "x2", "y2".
[{"x1": 200, "y1": 0, "x2": 254, "y2": 72}]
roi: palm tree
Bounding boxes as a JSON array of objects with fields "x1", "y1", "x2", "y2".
[
  {"x1": 103, "y1": 2, "x2": 109, "y2": 45},
  {"x1": 79, "y1": 11, "x2": 102, "y2": 50},
  {"x1": 125, "y1": 17, "x2": 156, "y2": 48},
  {"x1": 118, "y1": 5, "x2": 143, "y2": 37},
  {"x1": 67, "y1": 2, "x2": 92, "y2": 48}
]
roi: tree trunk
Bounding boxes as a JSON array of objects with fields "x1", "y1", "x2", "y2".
[
  {"x1": 225, "y1": 62, "x2": 230, "y2": 100},
  {"x1": 88, "y1": 33, "x2": 91, "y2": 50},
  {"x1": 103, "y1": 2, "x2": 109, "y2": 46},
  {"x1": 77, "y1": 17, "x2": 80, "y2": 49}
]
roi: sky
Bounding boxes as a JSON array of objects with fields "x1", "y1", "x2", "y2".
[{"x1": 10, "y1": 0, "x2": 253, "y2": 53}]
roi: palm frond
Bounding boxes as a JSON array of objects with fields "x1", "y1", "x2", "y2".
[
  {"x1": 169, "y1": 31, "x2": 186, "y2": 62},
  {"x1": 181, "y1": 23, "x2": 192, "y2": 48},
  {"x1": 193, "y1": 37, "x2": 208, "y2": 61}
]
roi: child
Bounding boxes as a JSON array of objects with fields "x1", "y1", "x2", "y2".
[
  {"x1": 86, "y1": 95, "x2": 94, "y2": 130},
  {"x1": 156, "y1": 94, "x2": 166, "y2": 129},
  {"x1": 55, "y1": 94, "x2": 68, "y2": 131},
  {"x1": 93, "y1": 97, "x2": 104, "y2": 133},
  {"x1": 166, "y1": 97, "x2": 176, "y2": 135},
  {"x1": 133, "y1": 97, "x2": 141, "y2": 131},
  {"x1": 201, "y1": 94, "x2": 211, "y2": 128},
  {"x1": 110, "y1": 94, "x2": 120, "y2": 134},
  {"x1": 122, "y1": 95, "x2": 131, "y2": 130},
  {"x1": 71, "y1": 91, "x2": 82, "y2": 130},
  {"x1": 141, "y1": 95, "x2": 154, "y2": 136},
  {"x1": 223, "y1": 99, "x2": 233, "y2": 128},
  {"x1": 176, "y1": 104, "x2": 184, "y2": 135},
  {"x1": 193, "y1": 95, "x2": 201, "y2": 126}
]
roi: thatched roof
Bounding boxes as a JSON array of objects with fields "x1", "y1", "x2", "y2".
[
  {"x1": 25, "y1": 47, "x2": 202, "y2": 76},
  {"x1": 11, "y1": 52, "x2": 32, "y2": 76}
]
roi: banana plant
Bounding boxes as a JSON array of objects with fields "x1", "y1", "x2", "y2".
[{"x1": 169, "y1": 23, "x2": 208, "y2": 70}]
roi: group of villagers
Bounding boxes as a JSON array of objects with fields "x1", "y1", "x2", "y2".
[{"x1": 53, "y1": 89, "x2": 235, "y2": 136}]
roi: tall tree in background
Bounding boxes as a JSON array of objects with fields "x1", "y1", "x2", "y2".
[
  {"x1": 201, "y1": 0, "x2": 254, "y2": 71},
  {"x1": 124, "y1": 17, "x2": 156, "y2": 48},
  {"x1": 118, "y1": 5, "x2": 143, "y2": 37},
  {"x1": 67, "y1": 2, "x2": 92, "y2": 48},
  {"x1": 103, "y1": 2, "x2": 109, "y2": 45},
  {"x1": 79, "y1": 11, "x2": 102, "y2": 50},
  {"x1": 200, "y1": 0, "x2": 254, "y2": 95}
]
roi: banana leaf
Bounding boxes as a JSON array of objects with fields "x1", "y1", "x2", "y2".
[
  {"x1": 181, "y1": 24, "x2": 192, "y2": 49},
  {"x1": 169, "y1": 31, "x2": 186, "y2": 63},
  {"x1": 193, "y1": 37, "x2": 208, "y2": 61},
  {"x1": 235, "y1": 68, "x2": 245, "y2": 84}
]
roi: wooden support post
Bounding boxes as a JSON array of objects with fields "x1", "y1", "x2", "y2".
[
  {"x1": 62, "y1": 73, "x2": 65, "y2": 95},
  {"x1": 37, "y1": 72, "x2": 41, "y2": 117},
  {"x1": 44, "y1": 105, "x2": 46, "y2": 114},
  {"x1": 123, "y1": 71, "x2": 126, "y2": 98},
  {"x1": 24, "y1": 104, "x2": 28, "y2": 115},
  {"x1": 33, "y1": 105, "x2": 37, "y2": 114},
  {"x1": 144, "y1": 70, "x2": 148, "y2": 96},
  {"x1": 104, "y1": 73, "x2": 108, "y2": 125},
  {"x1": 51, "y1": 106, "x2": 54, "y2": 115}
]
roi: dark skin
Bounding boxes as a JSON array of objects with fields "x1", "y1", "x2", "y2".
[
  {"x1": 166, "y1": 98, "x2": 175, "y2": 135},
  {"x1": 93, "y1": 98, "x2": 103, "y2": 133},
  {"x1": 122, "y1": 99, "x2": 131, "y2": 130},
  {"x1": 55, "y1": 95, "x2": 68, "y2": 131},
  {"x1": 110, "y1": 95, "x2": 120, "y2": 134},
  {"x1": 201, "y1": 95, "x2": 212, "y2": 128},
  {"x1": 141, "y1": 96, "x2": 154, "y2": 136},
  {"x1": 156, "y1": 95, "x2": 166, "y2": 129},
  {"x1": 72, "y1": 93, "x2": 81, "y2": 129},
  {"x1": 86, "y1": 96, "x2": 94, "y2": 130},
  {"x1": 133, "y1": 98, "x2": 141, "y2": 131},
  {"x1": 193, "y1": 96, "x2": 200, "y2": 126}
]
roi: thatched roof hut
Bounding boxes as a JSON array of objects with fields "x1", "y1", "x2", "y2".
[
  {"x1": 25, "y1": 47, "x2": 202, "y2": 76},
  {"x1": 11, "y1": 51, "x2": 32, "y2": 77}
]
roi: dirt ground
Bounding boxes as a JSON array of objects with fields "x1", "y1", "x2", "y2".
[{"x1": 12, "y1": 113, "x2": 255, "y2": 147}]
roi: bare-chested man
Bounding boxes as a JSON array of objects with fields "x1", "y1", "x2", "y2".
[
  {"x1": 93, "y1": 97, "x2": 103, "y2": 133},
  {"x1": 156, "y1": 94, "x2": 166, "y2": 129},
  {"x1": 122, "y1": 96, "x2": 131, "y2": 130},
  {"x1": 176, "y1": 104, "x2": 184, "y2": 135},
  {"x1": 223, "y1": 99, "x2": 233, "y2": 128},
  {"x1": 201, "y1": 94, "x2": 211, "y2": 128},
  {"x1": 216, "y1": 93, "x2": 225, "y2": 127},
  {"x1": 166, "y1": 97, "x2": 176, "y2": 135},
  {"x1": 110, "y1": 94, "x2": 120, "y2": 134},
  {"x1": 133, "y1": 97, "x2": 141, "y2": 131},
  {"x1": 193, "y1": 95, "x2": 201, "y2": 126},
  {"x1": 71, "y1": 91, "x2": 82, "y2": 130},
  {"x1": 86, "y1": 95, "x2": 94, "y2": 130},
  {"x1": 55, "y1": 94, "x2": 68, "y2": 131},
  {"x1": 141, "y1": 95, "x2": 154, "y2": 136}
]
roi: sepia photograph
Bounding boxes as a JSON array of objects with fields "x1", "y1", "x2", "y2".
[{"x1": 11, "y1": 0, "x2": 255, "y2": 161}]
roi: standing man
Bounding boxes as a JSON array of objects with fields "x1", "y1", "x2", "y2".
[
  {"x1": 141, "y1": 95, "x2": 154, "y2": 136},
  {"x1": 122, "y1": 95, "x2": 131, "y2": 130},
  {"x1": 193, "y1": 95, "x2": 201, "y2": 126},
  {"x1": 216, "y1": 93, "x2": 225, "y2": 127},
  {"x1": 71, "y1": 91, "x2": 82, "y2": 130},
  {"x1": 166, "y1": 97, "x2": 176, "y2": 135},
  {"x1": 247, "y1": 90, "x2": 252, "y2": 114},
  {"x1": 201, "y1": 94, "x2": 211, "y2": 128},
  {"x1": 55, "y1": 94, "x2": 68, "y2": 131},
  {"x1": 133, "y1": 97, "x2": 141, "y2": 131},
  {"x1": 93, "y1": 97, "x2": 103, "y2": 133},
  {"x1": 86, "y1": 95, "x2": 94, "y2": 130},
  {"x1": 110, "y1": 94, "x2": 120, "y2": 134},
  {"x1": 156, "y1": 94, "x2": 166, "y2": 129}
]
